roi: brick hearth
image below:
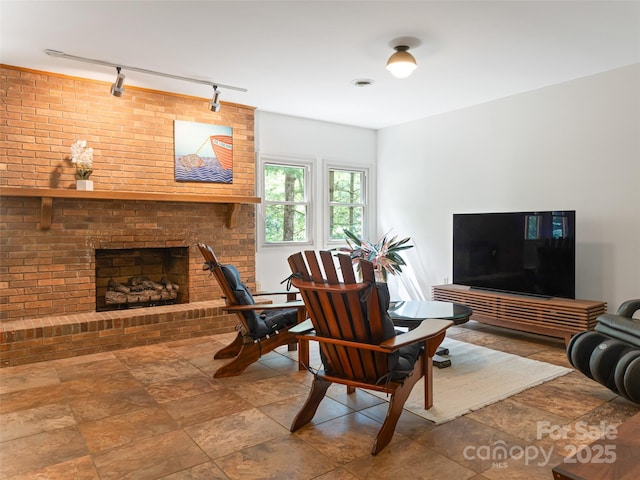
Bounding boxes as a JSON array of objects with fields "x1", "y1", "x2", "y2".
[{"x1": 0, "y1": 300, "x2": 233, "y2": 367}]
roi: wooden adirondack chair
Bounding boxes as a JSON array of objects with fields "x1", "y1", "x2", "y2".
[
  {"x1": 287, "y1": 250, "x2": 452, "y2": 455},
  {"x1": 198, "y1": 243, "x2": 308, "y2": 378}
]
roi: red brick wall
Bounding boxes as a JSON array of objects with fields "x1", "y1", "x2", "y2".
[{"x1": 0, "y1": 65, "x2": 258, "y2": 321}]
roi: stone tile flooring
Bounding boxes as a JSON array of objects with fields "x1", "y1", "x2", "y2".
[{"x1": 1, "y1": 321, "x2": 638, "y2": 479}]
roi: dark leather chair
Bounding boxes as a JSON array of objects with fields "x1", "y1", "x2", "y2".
[{"x1": 567, "y1": 299, "x2": 640, "y2": 404}]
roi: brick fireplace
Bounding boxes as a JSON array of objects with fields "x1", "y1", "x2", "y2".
[
  {"x1": 0, "y1": 66, "x2": 260, "y2": 366},
  {"x1": 0, "y1": 196, "x2": 259, "y2": 319},
  {"x1": 0, "y1": 196, "x2": 258, "y2": 366}
]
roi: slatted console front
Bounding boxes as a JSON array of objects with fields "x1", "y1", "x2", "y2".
[{"x1": 432, "y1": 284, "x2": 606, "y2": 343}]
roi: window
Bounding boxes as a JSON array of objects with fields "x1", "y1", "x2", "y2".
[
  {"x1": 525, "y1": 214, "x2": 542, "y2": 240},
  {"x1": 263, "y1": 163, "x2": 310, "y2": 243},
  {"x1": 525, "y1": 213, "x2": 569, "y2": 240},
  {"x1": 328, "y1": 168, "x2": 366, "y2": 241},
  {"x1": 552, "y1": 214, "x2": 569, "y2": 239}
]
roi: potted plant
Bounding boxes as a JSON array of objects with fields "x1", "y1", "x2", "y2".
[
  {"x1": 70, "y1": 140, "x2": 94, "y2": 190},
  {"x1": 335, "y1": 229, "x2": 414, "y2": 282}
]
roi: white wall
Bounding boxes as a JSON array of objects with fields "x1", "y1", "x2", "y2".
[
  {"x1": 377, "y1": 64, "x2": 640, "y2": 310},
  {"x1": 255, "y1": 111, "x2": 377, "y2": 291}
]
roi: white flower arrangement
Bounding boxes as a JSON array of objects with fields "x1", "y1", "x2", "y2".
[{"x1": 70, "y1": 140, "x2": 94, "y2": 179}]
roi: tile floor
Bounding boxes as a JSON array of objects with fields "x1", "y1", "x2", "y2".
[{"x1": 1, "y1": 321, "x2": 638, "y2": 480}]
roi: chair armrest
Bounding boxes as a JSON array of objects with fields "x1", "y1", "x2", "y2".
[
  {"x1": 616, "y1": 299, "x2": 640, "y2": 318},
  {"x1": 252, "y1": 290, "x2": 299, "y2": 297},
  {"x1": 295, "y1": 319, "x2": 452, "y2": 353},
  {"x1": 595, "y1": 314, "x2": 640, "y2": 348},
  {"x1": 222, "y1": 300, "x2": 305, "y2": 312},
  {"x1": 380, "y1": 319, "x2": 453, "y2": 350},
  {"x1": 297, "y1": 321, "x2": 450, "y2": 353},
  {"x1": 290, "y1": 318, "x2": 314, "y2": 334},
  {"x1": 295, "y1": 333, "x2": 389, "y2": 353}
]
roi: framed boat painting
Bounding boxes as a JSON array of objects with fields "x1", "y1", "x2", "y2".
[{"x1": 174, "y1": 120, "x2": 233, "y2": 183}]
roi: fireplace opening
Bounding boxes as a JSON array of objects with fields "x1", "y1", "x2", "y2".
[{"x1": 95, "y1": 247, "x2": 189, "y2": 311}]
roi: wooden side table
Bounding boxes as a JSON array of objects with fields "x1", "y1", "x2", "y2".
[{"x1": 552, "y1": 412, "x2": 640, "y2": 480}]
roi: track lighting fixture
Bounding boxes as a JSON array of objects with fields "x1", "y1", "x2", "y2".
[
  {"x1": 209, "y1": 86, "x2": 221, "y2": 112},
  {"x1": 44, "y1": 49, "x2": 247, "y2": 112},
  {"x1": 110, "y1": 67, "x2": 125, "y2": 97},
  {"x1": 386, "y1": 45, "x2": 417, "y2": 79}
]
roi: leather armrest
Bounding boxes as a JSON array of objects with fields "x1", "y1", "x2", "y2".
[
  {"x1": 616, "y1": 299, "x2": 640, "y2": 318},
  {"x1": 595, "y1": 314, "x2": 640, "y2": 348}
]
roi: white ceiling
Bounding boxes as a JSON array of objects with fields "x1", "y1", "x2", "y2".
[{"x1": 2, "y1": 1, "x2": 639, "y2": 129}]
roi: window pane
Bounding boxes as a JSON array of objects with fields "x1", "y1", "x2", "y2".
[
  {"x1": 552, "y1": 215, "x2": 567, "y2": 238},
  {"x1": 265, "y1": 165, "x2": 305, "y2": 202},
  {"x1": 330, "y1": 170, "x2": 363, "y2": 203},
  {"x1": 330, "y1": 206, "x2": 363, "y2": 240},
  {"x1": 525, "y1": 215, "x2": 540, "y2": 240},
  {"x1": 265, "y1": 204, "x2": 308, "y2": 242},
  {"x1": 329, "y1": 168, "x2": 365, "y2": 241}
]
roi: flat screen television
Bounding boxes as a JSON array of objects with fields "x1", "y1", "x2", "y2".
[{"x1": 453, "y1": 211, "x2": 576, "y2": 299}]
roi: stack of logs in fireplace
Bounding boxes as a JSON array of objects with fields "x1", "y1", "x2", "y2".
[{"x1": 105, "y1": 275, "x2": 180, "y2": 306}]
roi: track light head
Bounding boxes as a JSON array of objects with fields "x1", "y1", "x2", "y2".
[
  {"x1": 386, "y1": 45, "x2": 417, "y2": 79},
  {"x1": 209, "y1": 86, "x2": 221, "y2": 112},
  {"x1": 110, "y1": 67, "x2": 125, "y2": 97}
]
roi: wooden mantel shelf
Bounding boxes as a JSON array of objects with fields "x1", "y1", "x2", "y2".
[{"x1": 1, "y1": 187, "x2": 261, "y2": 229}]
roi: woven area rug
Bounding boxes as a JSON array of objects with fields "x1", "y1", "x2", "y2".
[{"x1": 370, "y1": 338, "x2": 572, "y2": 424}]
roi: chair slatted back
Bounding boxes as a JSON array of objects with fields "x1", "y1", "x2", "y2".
[{"x1": 288, "y1": 251, "x2": 390, "y2": 384}]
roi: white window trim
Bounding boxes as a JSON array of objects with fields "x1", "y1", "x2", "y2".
[
  {"x1": 323, "y1": 162, "x2": 371, "y2": 247},
  {"x1": 257, "y1": 153, "x2": 315, "y2": 248}
]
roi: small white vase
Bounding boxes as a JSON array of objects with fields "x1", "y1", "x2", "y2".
[{"x1": 76, "y1": 179, "x2": 94, "y2": 191}]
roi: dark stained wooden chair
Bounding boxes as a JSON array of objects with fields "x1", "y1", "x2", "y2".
[
  {"x1": 287, "y1": 250, "x2": 453, "y2": 455},
  {"x1": 198, "y1": 243, "x2": 308, "y2": 378}
]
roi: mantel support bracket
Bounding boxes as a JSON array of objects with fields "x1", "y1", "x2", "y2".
[
  {"x1": 40, "y1": 197, "x2": 53, "y2": 230},
  {"x1": 227, "y1": 203, "x2": 241, "y2": 229}
]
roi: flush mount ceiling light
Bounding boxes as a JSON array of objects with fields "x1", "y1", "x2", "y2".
[
  {"x1": 110, "y1": 67, "x2": 125, "y2": 97},
  {"x1": 386, "y1": 45, "x2": 417, "y2": 79},
  {"x1": 209, "y1": 86, "x2": 221, "y2": 112},
  {"x1": 44, "y1": 49, "x2": 247, "y2": 111}
]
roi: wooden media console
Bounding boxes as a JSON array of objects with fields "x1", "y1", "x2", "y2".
[{"x1": 432, "y1": 284, "x2": 606, "y2": 343}]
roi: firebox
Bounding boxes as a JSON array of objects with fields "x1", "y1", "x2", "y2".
[{"x1": 95, "y1": 247, "x2": 189, "y2": 311}]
